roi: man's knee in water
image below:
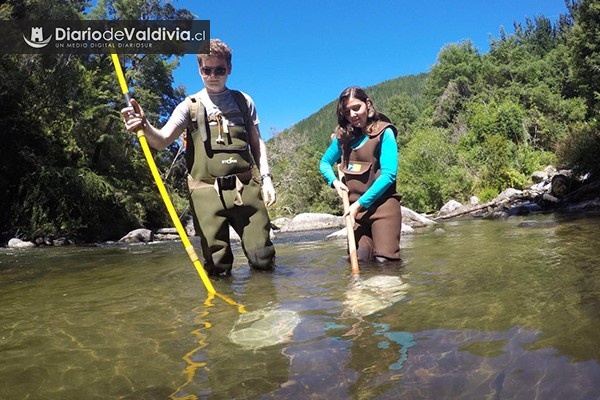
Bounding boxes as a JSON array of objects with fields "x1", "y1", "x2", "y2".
[{"x1": 247, "y1": 246, "x2": 276, "y2": 270}]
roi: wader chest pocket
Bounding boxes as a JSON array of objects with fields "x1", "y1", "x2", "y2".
[
  {"x1": 342, "y1": 161, "x2": 372, "y2": 183},
  {"x1": 207, "y1": 124, "x2": 253, "y2": 177}
]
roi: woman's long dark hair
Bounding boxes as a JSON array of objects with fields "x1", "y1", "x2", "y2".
[{"x1": 335, "y1": 86, "x2": 381, "y2": 166}]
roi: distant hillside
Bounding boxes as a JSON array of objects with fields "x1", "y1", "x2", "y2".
[{"x1": 270, "y1": 73, "x2": 428, "y2": 152}]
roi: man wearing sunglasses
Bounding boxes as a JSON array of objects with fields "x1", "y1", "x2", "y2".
[{"x1": 121, "y1": 38, "x2": 276, "y2": 276}]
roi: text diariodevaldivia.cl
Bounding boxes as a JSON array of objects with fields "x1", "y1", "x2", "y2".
[{"x1": 54, "y1": 27, "x2": 206, "y2": 42}]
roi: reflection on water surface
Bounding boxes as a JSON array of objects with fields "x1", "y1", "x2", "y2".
[{"x1": 1, "y1": 213, "x2": 600, "y2": 399}]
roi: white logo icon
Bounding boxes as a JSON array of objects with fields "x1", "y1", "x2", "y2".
[
  {"x1": 23, "y1": 27, "x2": 52, "y2": 48},
  {"x1": 221, "y1": 157, "x2": 238, "y2": 165}
]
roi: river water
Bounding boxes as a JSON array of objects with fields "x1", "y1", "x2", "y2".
[{"x1": 1, "y1": 213, "x2": 600, "y2": 399}]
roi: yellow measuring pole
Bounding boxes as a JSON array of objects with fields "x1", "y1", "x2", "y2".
[{"x1": 110, "y1": 53, "x2": 219, "y2": 294}]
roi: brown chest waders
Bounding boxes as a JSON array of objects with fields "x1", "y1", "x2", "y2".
[{"x1": 339, "y1": 122, "x2": 402, "y2": 261}]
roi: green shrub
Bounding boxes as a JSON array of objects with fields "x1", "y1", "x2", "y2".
[
  {"x1": 398, "y1": 128, "x2": 462, "y2": 212},
  {"x1": 556, "y1": 122, "x2": 600, "y2": 177}
]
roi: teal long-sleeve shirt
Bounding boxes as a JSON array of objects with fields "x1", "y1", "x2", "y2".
[{"x1": 319, "y1": 127, "x2": 398, "y2": 209}]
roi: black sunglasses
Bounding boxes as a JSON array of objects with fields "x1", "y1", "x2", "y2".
[{"x1": 200, "y1": 66, "x2": 227, "y2": 76}]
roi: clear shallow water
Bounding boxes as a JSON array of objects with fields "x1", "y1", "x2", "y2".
[{"x1": 1, "y1": 213, "x2": 600, "y2": 399}]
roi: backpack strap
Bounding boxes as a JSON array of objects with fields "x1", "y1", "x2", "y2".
[
  {"x1": 230, "y1": 90, "x2": 252, "y2": 132},
  {"x1": 186, "y1": 95, "x2": 207, "y2": 142},
  {"x1": 186, "y1": 90, "x2": 249, "y2": 142}
]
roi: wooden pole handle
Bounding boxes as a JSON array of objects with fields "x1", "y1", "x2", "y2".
[{"x1": 342, "y1": 190, "x2": 360, "y2": 275}]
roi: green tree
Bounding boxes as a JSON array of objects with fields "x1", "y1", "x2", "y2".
[
  {"x1": 0, "y1": 0, "x2": 194, "y2": 241},
  {"x1": 567, "y1": 0, "x2": 600, "y2": 119},
  {"x1": 424, "y1": 41, "x2": 482, "y2": 103},
  {"x1": 268, "y1": 130, "x2": 339, "y2": 217},
  {"x1": 386, "y1": 93, "x2": 419, "y2": 146},
  {"x1": 555, "y1": 0, "x2": 600, "y2": 177}
]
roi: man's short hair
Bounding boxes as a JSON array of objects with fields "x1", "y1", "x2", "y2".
[{"x1": 197, "y1": 39, "x2": 232, "y2": 67}]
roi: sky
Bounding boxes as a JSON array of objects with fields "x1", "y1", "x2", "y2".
[{"x1": 171, "y1": 0, "x2": 570, "y2": 139}]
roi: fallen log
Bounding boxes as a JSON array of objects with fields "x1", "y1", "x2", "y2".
[
  {"x1": 433, "y1": 198, "x2": 513, "y2": 221},
  {"x1": 559, "y1": 179, "x2": 600, "y2": 204}
]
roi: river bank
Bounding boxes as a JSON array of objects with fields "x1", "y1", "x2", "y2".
[{"x1": 4, "y1": 167, "x2": 600, "y2": 249}]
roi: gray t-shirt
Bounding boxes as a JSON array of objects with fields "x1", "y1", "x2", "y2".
[{"x1": 164, "y1": 88, "x2": 259, "y2": 134}]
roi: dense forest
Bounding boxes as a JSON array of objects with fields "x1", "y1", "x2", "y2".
[
  {"x1": 268, "y1": 0, "x2": 600, "y2": 216},
  {"x1": 1, "y1": 0, "x2": 599, "y2": 243}
]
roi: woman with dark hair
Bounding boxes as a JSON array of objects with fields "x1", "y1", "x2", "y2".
[{"x1": 319, "y1": 86, "x2": 402, "y2": 264}]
